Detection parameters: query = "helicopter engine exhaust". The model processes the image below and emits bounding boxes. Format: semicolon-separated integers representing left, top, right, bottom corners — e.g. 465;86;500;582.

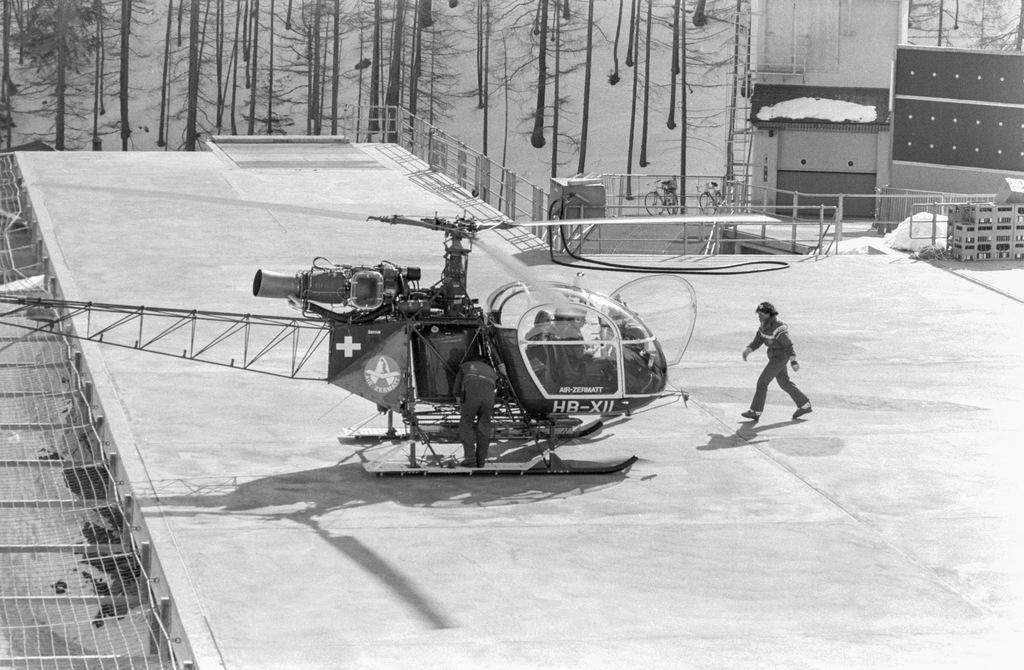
253;264;420;309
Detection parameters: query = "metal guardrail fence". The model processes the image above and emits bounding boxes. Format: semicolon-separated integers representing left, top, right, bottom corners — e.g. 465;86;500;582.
334;105;997;256
336;105;546;223
1;153;194;669
874;186;996;232
551;204;842;257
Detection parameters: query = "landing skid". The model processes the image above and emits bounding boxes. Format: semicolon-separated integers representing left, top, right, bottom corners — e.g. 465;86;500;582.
352;411;626;476
364;452;637;477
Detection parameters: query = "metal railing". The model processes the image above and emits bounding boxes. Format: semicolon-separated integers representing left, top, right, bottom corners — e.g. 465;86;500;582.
333;105;995;257
874;186;996;232
1;153;194;669
550;202;841;257
336;105;547;223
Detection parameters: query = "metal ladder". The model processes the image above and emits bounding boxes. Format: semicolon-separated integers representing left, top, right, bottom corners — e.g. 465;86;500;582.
724;0;754;208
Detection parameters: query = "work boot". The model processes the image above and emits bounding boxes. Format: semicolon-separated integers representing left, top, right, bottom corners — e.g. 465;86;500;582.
792;405;813;420
741;410;761;421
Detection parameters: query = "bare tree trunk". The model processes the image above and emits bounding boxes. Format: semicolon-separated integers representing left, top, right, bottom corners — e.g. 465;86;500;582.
383;0;406;141
384;0;406;108
428;31;435;123
529;0;549;148
215;0;225;130
679;0;687;183
2;0;10;149
266;0;274;134
625;0;637;67
318;14;328;133
330;0;339;133
241;0;249;86
158;0;174;147
609;0;622;85
551;0;560;177
625;0;639;195
229;0;241;134
1017;0;1023;50
577;0;594;174
667;0;680;130
482;0;490;155
247;0;258;134
368;0;382;133
356;16;365;130
501;34;509;167
177;0;186;45
15;0;24;65
120;0;132;150
638;0;651;168
185;0;201;149
309;2;322;133
475;0;483;108
92;0;104;150
55;0;66;150
408;0;421;115
693;0;707;27
219;1;239;132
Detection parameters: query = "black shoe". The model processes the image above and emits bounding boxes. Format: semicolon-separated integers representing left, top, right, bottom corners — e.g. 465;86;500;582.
459;459;477;468
741;410;761;421
792;406;812;420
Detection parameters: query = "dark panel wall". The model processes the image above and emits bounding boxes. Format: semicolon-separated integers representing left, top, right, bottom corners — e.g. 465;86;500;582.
894;48;1024;105
775;171;877;218
893;47;1024;173
892;98;1024;172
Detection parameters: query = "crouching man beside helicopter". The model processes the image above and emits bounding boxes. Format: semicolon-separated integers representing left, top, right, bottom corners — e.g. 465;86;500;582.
452;353;501;468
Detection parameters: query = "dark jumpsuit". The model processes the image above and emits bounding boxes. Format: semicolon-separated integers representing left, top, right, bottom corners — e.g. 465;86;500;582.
747;317;809;413
452;360;498;466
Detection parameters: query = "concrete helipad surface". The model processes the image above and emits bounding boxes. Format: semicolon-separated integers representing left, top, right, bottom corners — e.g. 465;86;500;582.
16;143;1024;669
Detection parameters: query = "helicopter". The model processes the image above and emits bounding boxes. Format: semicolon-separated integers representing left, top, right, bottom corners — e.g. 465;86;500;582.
0;214;721;476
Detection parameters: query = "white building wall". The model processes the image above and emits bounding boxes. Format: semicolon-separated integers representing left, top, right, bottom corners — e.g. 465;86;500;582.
750;0;908;86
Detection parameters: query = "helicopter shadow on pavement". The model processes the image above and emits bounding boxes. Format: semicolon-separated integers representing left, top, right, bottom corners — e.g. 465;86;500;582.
149;457;630;630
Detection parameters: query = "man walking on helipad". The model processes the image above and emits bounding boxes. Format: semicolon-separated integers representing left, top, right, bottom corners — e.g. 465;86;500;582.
741;301;812;422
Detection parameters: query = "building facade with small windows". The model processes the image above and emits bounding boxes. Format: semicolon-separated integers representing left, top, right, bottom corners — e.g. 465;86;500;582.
747;0;910;217
747;1;1024;217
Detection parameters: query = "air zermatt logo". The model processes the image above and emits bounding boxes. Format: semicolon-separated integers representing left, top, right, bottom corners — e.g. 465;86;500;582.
364;355;401;394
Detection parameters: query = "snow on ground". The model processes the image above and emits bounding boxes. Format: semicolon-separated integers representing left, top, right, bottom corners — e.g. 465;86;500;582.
883;212;949;252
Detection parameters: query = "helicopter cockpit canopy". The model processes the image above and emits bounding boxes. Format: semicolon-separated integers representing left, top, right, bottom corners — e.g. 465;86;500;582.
486;282;669;402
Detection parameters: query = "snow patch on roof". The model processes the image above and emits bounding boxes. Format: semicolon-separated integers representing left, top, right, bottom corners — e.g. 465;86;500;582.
884;212;949;252
756;97;878;123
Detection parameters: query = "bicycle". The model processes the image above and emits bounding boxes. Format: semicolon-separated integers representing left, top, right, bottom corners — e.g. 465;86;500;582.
643;178;679;216
698;181;726;214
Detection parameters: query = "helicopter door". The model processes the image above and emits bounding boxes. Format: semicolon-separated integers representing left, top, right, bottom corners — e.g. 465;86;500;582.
517;305;620;398
611;276;697;366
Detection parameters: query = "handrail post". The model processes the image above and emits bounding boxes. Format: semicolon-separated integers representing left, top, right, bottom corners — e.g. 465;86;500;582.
533;184;544;222
835;211;843;252
818;205;825;256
